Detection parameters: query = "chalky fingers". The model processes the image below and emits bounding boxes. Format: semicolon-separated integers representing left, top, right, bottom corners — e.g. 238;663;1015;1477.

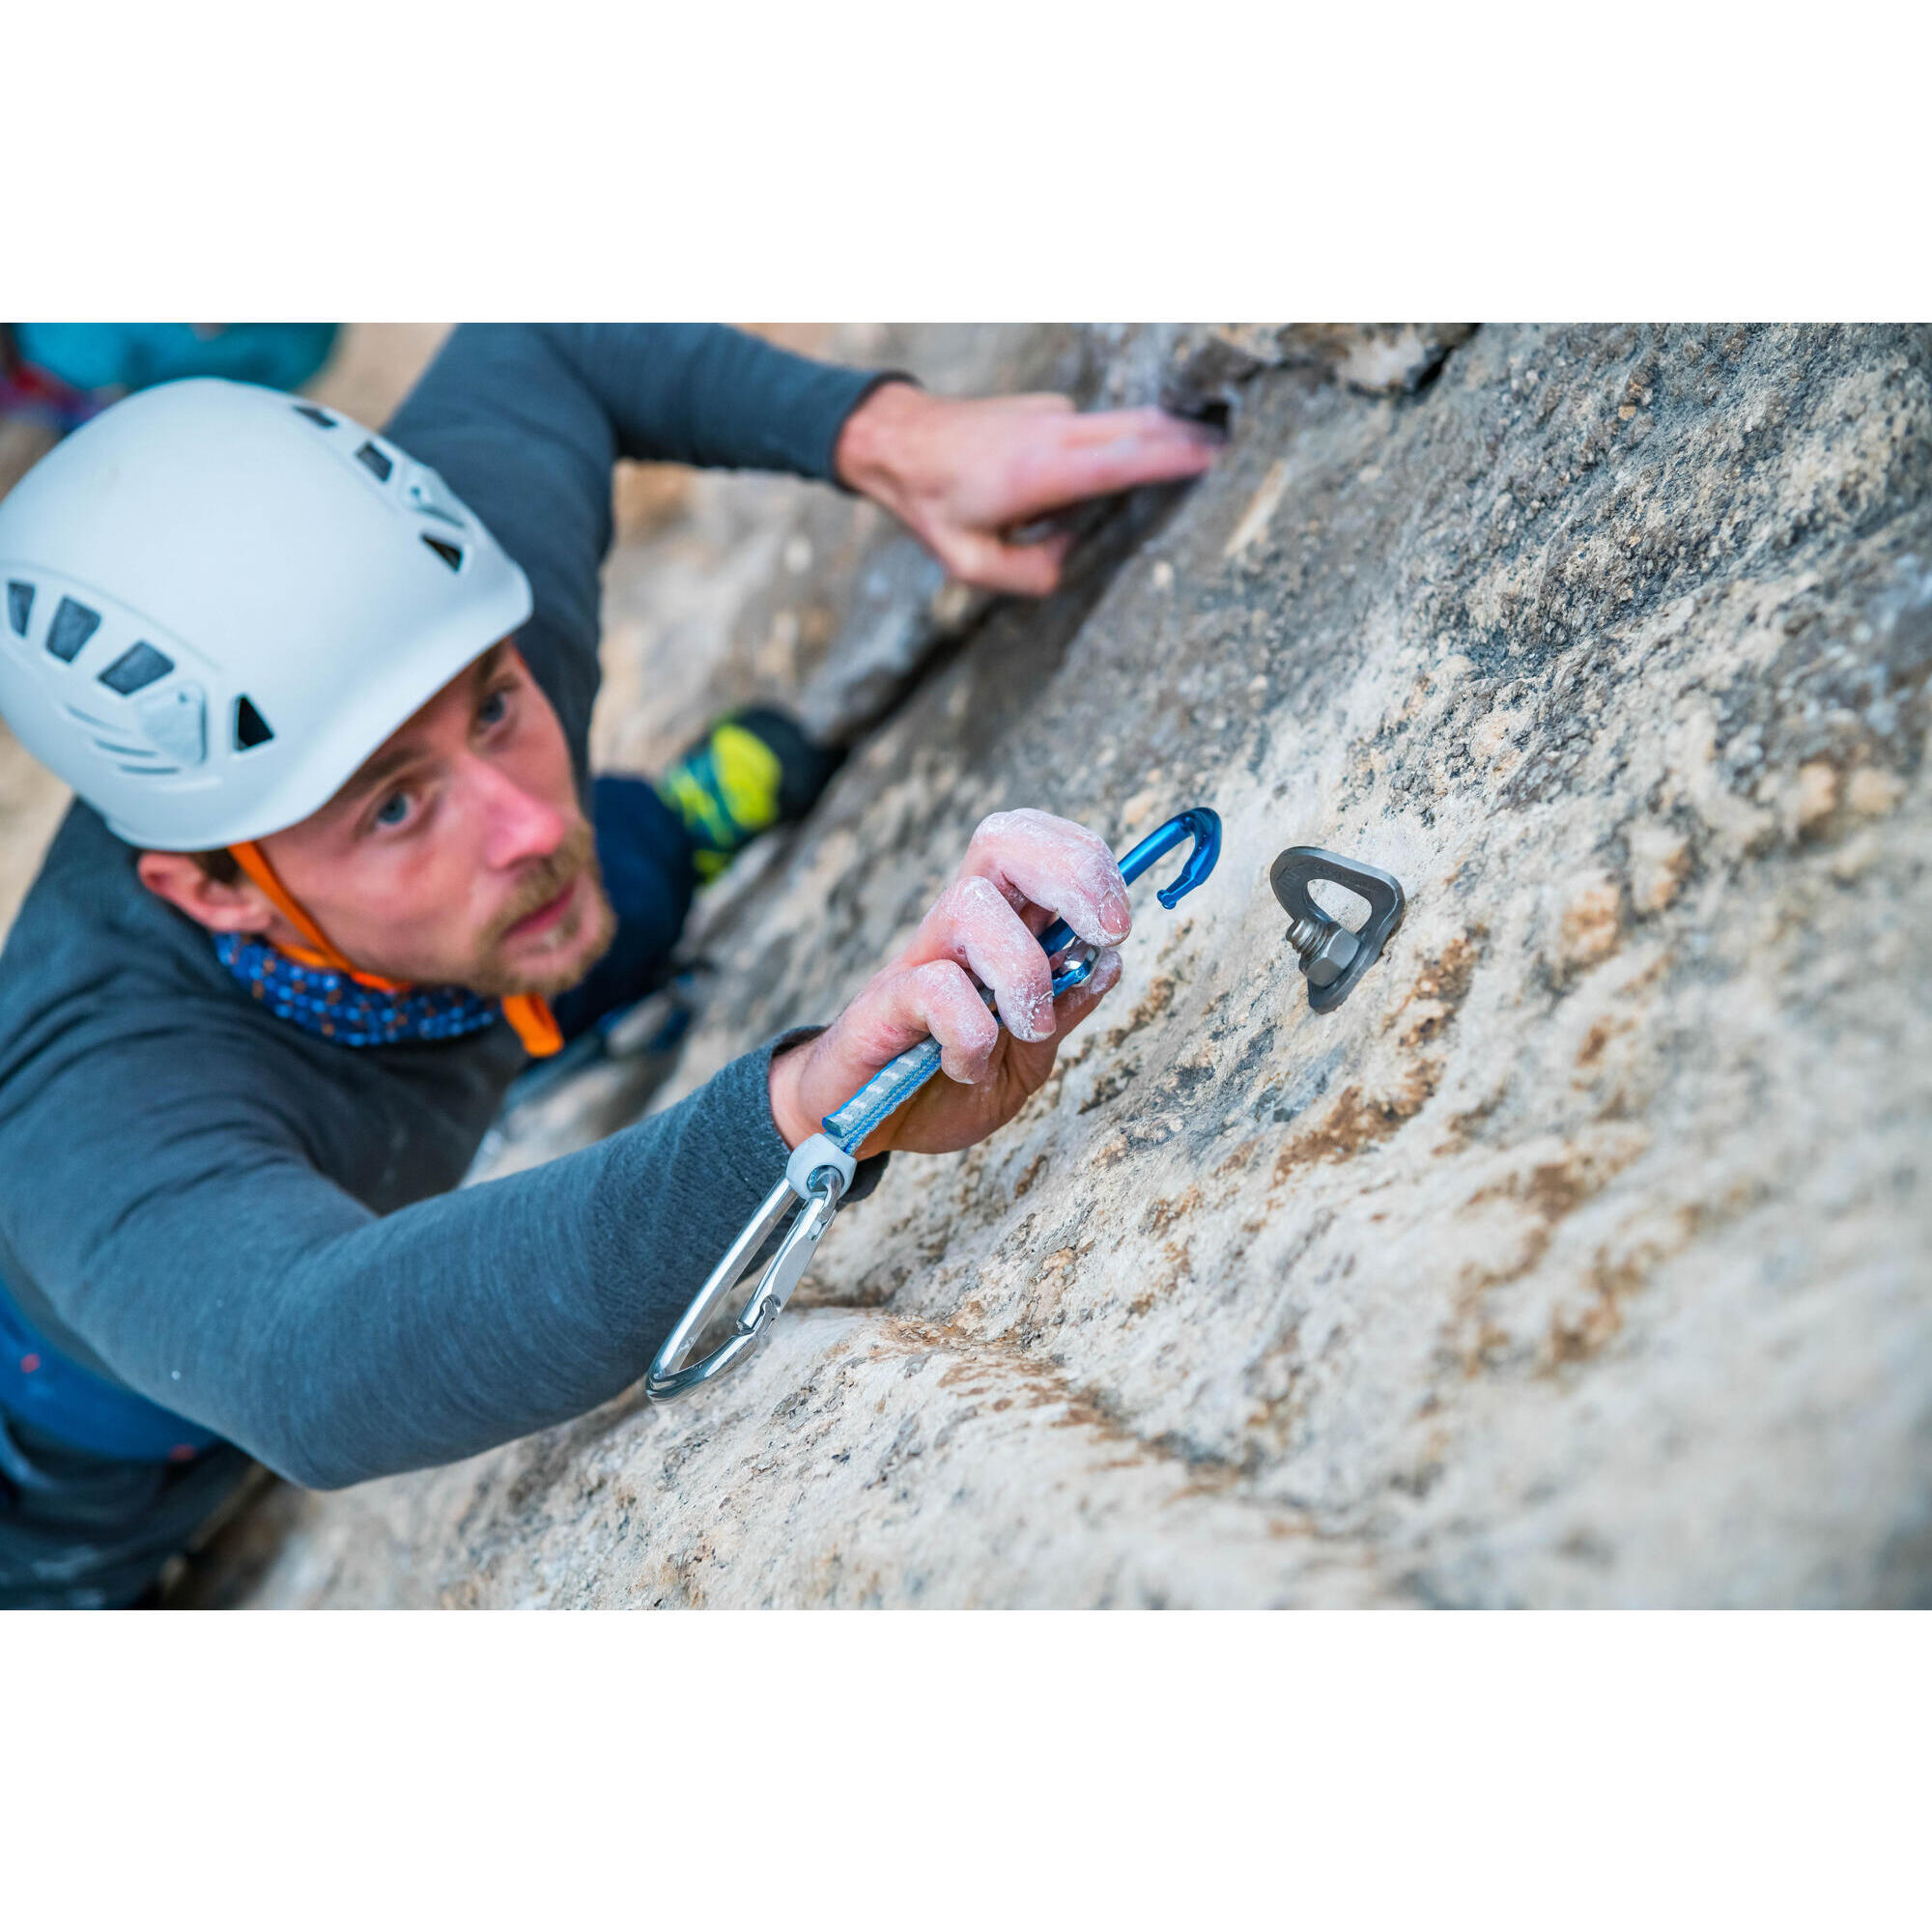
957;808;1133;952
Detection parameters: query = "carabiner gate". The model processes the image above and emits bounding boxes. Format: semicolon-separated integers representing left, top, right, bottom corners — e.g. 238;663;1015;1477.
645;1134;855;1400
1034;806;1222;993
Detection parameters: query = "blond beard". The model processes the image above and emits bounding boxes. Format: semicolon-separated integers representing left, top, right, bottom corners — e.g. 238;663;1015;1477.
460;819;617;1000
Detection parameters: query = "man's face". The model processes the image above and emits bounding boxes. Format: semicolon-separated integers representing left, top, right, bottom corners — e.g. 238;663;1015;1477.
258;641;614;998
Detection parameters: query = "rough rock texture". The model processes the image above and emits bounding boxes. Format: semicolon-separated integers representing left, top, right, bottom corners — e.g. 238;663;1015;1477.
219;325;1931;1608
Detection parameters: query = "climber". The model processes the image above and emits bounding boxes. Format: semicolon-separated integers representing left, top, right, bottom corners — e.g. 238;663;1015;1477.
0;325;1220;1607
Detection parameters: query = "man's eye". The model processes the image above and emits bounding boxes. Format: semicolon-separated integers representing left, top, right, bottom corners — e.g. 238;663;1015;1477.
374;792;412;829
478;688;510;728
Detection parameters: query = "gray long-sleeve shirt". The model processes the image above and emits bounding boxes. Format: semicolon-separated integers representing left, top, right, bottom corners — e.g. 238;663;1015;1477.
0;325;888;1491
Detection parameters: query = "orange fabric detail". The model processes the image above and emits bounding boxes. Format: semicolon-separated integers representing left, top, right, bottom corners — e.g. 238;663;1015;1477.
227;841;408;991
226;841;563;1059
501;994;563;1058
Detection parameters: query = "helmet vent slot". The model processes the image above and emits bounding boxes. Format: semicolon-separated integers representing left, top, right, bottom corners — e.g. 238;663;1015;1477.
46;597;101;663
98;641;176;696
234;695;275;751
2;379;524;845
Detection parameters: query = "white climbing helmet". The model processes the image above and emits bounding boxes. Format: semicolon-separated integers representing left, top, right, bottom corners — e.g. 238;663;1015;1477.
0;378;532;850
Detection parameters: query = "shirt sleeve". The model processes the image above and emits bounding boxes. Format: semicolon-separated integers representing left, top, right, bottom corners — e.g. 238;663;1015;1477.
0;1027;805;1490
382;326;897;770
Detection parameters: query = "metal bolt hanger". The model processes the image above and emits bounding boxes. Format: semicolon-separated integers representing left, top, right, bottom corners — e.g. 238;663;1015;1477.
1270;846;1406;1012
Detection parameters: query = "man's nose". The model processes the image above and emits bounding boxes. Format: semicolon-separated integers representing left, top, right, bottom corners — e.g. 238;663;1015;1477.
468;757;570;871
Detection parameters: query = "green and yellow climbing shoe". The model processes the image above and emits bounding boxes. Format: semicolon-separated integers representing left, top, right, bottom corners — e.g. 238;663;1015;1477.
656;706;842;881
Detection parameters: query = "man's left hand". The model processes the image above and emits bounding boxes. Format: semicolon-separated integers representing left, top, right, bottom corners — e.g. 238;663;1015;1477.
835;380;1222;597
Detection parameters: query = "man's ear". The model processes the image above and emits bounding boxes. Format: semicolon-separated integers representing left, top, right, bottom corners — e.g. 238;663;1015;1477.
135;851;275;935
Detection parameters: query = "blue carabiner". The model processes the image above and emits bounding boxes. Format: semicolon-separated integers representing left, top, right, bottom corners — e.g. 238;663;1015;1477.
1036;806;1222;993
816;805;1223;1156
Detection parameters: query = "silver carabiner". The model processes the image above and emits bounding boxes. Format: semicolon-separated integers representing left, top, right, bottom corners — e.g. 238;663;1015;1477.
646;1136;853;1400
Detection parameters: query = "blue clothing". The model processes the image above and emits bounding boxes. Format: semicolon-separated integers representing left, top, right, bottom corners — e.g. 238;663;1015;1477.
10;324;341;399
211;936;505;1047
0;327;894;1607
552;777;699;1041
0;1285;219;1464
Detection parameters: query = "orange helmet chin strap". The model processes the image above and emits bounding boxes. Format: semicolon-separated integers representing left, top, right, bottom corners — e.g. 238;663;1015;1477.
226;840;562;1058
227;840;402;987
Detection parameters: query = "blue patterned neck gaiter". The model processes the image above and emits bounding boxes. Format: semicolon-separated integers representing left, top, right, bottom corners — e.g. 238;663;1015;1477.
213;933;502;1047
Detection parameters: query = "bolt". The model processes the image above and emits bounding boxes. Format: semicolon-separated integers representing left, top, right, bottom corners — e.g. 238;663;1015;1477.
1288;916;1360;987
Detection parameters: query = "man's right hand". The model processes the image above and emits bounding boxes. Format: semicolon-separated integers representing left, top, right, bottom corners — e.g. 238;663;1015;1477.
767;809;1132;1158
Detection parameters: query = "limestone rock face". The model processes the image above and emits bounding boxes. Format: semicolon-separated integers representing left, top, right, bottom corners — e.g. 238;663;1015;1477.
235;325;1932;1608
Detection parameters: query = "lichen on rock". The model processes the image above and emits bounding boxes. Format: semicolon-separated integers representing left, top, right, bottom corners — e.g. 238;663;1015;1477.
231;325;1932;1609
